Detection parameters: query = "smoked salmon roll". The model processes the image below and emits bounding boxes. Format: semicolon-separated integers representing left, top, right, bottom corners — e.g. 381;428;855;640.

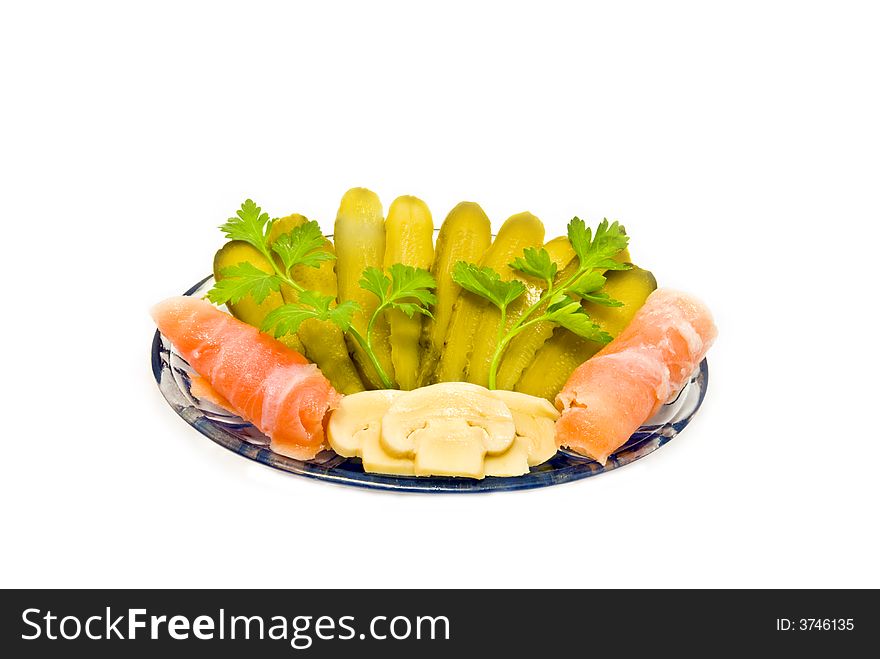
152;297;341;460
555;289;717;464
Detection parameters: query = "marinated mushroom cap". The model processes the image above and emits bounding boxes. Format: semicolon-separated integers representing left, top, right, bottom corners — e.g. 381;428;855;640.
380;382;516;478
327;389;415;475
327;390;403;457
489;390;560;467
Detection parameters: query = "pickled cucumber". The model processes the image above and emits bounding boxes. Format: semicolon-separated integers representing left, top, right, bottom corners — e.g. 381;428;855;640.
212;241;307;354
514;265;657;400
437;211;545;384
417;202;491;387
542;235;577;269
383;196;434;390
268;214;365;394
333;188;395;389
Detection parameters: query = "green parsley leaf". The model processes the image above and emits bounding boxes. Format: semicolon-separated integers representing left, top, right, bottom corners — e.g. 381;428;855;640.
298;290;360;331
260;292;360;338
259;305;317;338
580;291;624;307
566;217;631;271
270;220;335;273
219;199;274;250
567;271;607;296
358;267;392;302
451;261;527;310
509;247;557;283
360;264;437;318
393;301;432;319
544;292;613;344
206;262;281;305
387;263;437;307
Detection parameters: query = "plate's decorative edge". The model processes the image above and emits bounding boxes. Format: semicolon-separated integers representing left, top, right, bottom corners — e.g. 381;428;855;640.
151;276;709;493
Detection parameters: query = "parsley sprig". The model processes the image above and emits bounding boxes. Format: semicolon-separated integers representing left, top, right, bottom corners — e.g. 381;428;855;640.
452;217;630;388
360;264;437;325
206;200;435;389
357;264;437;386
206;199;333;308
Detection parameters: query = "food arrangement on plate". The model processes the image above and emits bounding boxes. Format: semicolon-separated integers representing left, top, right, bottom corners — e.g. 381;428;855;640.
151;188;716;488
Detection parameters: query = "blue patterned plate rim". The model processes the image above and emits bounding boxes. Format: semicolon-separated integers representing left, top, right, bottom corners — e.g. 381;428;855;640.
151;275;710;493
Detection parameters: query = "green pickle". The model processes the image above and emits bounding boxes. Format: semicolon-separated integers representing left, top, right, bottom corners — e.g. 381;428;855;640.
514;265;657;400
268;214;365;394
417;202;491;386
384;196;434;390
437;211;544;384
212;241;306;354
333;188;395;389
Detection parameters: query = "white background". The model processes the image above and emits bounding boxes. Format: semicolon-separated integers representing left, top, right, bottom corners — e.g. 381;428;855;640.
1;1;878;589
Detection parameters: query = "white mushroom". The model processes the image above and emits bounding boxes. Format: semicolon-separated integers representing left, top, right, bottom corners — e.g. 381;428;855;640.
380;382;516;479
327;389;403;457
327;390;415;475
489;390;560;468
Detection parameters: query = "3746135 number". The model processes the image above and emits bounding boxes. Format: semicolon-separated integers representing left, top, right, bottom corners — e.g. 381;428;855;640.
798;619;854;631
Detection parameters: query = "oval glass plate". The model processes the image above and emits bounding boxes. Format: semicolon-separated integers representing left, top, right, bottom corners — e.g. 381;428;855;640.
152;276;709;493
